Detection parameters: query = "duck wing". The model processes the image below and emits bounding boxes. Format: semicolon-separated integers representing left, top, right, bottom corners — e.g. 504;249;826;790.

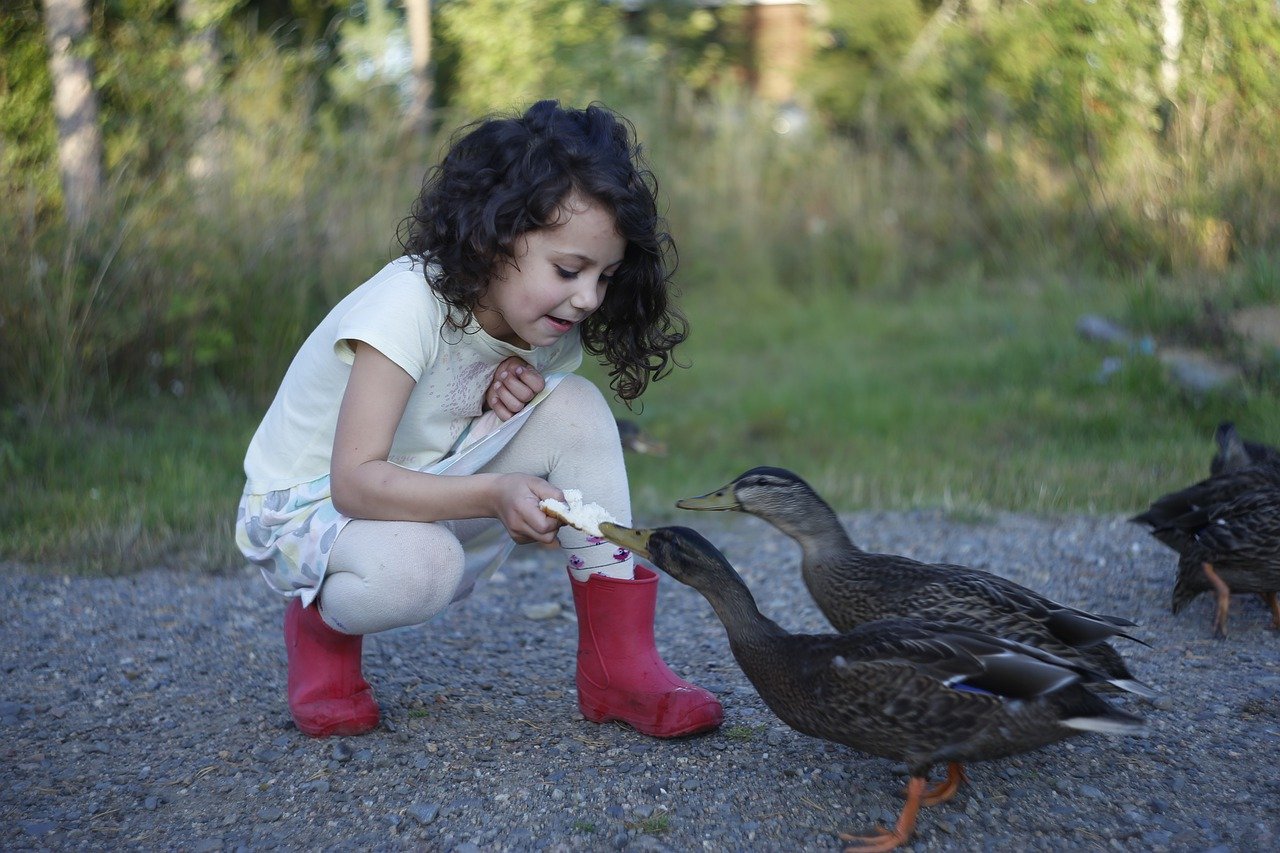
802;618;1104;701
947;571;1143;646
1176;488;1280;560
1132;458;1280;550
836;556;1143;649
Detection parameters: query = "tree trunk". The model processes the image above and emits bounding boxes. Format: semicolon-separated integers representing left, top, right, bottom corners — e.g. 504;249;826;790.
1159;0;1183;99
178;0;227;181
404;0;433;141
40;0;104;228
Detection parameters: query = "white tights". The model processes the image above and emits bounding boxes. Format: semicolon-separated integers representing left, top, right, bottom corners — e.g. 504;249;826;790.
317;375;634;635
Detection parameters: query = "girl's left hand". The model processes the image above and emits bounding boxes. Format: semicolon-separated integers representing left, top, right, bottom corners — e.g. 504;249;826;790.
486;357;545;421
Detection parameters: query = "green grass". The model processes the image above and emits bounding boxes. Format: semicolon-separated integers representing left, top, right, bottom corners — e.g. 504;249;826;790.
591;273;1280;521
722;724;764;741
0;392;253;574
3;271;1277;575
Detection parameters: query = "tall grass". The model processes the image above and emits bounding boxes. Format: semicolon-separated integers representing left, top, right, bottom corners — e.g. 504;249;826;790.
4;82;1276;418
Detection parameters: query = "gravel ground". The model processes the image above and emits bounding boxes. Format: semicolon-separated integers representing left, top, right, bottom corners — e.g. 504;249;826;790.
3;510;1278;852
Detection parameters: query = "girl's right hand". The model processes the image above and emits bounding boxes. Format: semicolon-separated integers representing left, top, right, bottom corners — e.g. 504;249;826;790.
493;474;564;545
487;357;545;421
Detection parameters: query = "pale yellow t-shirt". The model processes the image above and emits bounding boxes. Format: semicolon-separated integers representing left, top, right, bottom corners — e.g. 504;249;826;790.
243;257;583;493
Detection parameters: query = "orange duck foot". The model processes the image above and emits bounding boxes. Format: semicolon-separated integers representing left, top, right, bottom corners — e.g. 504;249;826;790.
898;761;966;807
841;776;924;852
1202;563;1232;640
1261;592;1280;631
922;762;967;806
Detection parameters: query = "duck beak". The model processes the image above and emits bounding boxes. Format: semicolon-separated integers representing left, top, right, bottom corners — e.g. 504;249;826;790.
598;522;654;559
675;484;741;512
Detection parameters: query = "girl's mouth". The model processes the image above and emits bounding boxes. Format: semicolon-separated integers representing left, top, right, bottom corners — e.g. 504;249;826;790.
545;316;574;333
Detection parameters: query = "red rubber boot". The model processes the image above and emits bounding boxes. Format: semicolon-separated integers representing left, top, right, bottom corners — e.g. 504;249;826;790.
284;598;380;737
568;566;724;738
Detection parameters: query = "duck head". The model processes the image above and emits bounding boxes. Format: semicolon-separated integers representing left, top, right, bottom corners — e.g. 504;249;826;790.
598;523;737;590
676;466;821;517
1211;421;1251;475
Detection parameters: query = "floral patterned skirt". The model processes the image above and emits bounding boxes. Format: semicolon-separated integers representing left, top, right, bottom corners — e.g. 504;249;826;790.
235;374;566;607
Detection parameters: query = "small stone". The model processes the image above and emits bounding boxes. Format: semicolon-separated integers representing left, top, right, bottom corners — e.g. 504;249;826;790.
20;820;58;837
257;807;283;822
520;602;561;620
407;803;439;825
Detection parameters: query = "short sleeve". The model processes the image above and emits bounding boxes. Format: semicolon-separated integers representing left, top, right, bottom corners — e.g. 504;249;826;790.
334;268;442;380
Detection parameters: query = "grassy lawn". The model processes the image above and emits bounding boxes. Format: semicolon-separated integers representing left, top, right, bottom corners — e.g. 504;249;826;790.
3;273;1275;574
595;274;1276;520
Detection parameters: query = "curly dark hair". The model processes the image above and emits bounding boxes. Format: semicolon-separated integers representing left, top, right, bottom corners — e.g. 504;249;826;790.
397;100;688;402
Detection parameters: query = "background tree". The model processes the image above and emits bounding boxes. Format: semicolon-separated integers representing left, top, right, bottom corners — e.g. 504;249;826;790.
39;0;103;227
178;0;237;181
403;0;432;141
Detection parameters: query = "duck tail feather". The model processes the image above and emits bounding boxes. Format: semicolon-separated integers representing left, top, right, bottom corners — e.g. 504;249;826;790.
1107;678;1157;700
1061;715;1147;736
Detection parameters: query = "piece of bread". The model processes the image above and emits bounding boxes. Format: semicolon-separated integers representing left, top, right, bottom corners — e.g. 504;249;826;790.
539;489;617;538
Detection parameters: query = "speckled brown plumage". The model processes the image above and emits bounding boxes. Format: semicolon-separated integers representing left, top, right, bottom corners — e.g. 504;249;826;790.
600;523;1145;853
677;467;1148;694
1132;456;1280;637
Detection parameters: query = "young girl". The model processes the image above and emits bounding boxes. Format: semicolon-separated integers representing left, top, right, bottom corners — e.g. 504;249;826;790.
235;100;723;740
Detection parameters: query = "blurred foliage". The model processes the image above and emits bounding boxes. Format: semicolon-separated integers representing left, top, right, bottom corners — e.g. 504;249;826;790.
435;0;626;116
0;2;59;207
803;0;925;133
2;0;1279;423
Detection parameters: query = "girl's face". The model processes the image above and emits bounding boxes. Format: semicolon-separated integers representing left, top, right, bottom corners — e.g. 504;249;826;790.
476;193;626;349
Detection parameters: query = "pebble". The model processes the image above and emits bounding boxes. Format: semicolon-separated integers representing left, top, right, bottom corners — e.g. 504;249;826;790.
520;602;562;620
1;511;1276;851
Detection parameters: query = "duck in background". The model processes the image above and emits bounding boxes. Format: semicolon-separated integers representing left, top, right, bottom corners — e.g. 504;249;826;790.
1210;421;1278;475
599;522;1146;853
1132;452;1280;638
615;418;667;456
677;467;1150;694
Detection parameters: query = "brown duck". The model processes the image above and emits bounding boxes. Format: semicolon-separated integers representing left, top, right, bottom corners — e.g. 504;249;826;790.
678;467;1149;694
1132;456;1280;637
599;522;1145;852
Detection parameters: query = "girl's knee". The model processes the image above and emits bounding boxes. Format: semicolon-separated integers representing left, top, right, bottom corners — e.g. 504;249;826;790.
539;375;614;433
324;522;468;632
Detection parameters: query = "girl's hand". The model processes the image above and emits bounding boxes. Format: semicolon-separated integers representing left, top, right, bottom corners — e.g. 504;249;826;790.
486;357;545;421
493;474;563;545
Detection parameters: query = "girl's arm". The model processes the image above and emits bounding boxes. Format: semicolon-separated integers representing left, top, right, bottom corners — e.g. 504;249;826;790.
330;342;563;544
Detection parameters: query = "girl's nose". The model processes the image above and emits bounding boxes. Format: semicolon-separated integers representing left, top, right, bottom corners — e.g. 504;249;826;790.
570;278;605;313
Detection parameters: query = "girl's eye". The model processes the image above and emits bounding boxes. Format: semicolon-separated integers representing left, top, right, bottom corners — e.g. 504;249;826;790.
555;266;578;280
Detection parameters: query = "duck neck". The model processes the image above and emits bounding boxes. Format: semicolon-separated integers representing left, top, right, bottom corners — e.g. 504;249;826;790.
777;501;856;559
699;575;789;650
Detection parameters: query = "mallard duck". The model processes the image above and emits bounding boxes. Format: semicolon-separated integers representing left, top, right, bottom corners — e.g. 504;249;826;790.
615;417;667;456
1132;458;1280;637
1210;421;1279;476
677;467;1149;694
599;522;1145;852
1132;456;1280;552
